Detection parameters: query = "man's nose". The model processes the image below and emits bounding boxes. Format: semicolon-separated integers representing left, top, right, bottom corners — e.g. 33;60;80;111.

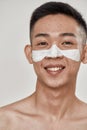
47;44;63;58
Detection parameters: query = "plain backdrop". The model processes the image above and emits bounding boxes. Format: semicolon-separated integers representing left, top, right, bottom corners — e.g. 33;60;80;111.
0;0;87;107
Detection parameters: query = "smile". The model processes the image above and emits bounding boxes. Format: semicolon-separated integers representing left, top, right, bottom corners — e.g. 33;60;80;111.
47;67;64;71
44;65;65;74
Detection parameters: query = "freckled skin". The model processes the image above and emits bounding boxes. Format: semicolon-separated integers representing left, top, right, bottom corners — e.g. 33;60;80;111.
0;14;87;130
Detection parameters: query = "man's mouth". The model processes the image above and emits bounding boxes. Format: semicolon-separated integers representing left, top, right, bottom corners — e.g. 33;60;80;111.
46;67;64;71
44;65;65;74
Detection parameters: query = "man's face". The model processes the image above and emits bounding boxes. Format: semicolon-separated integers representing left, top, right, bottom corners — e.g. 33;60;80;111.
30;14;83;88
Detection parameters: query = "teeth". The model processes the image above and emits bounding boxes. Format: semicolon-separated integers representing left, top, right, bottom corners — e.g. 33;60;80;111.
47;67;62;71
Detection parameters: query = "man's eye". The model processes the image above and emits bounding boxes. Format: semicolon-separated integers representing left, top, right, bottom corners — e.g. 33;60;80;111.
38;42;48;46
62;42;73;46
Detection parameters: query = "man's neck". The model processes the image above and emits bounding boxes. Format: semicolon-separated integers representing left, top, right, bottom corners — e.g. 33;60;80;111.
34;80;77;120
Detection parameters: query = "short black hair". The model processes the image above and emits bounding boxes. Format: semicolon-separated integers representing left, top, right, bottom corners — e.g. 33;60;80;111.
30;1;87;42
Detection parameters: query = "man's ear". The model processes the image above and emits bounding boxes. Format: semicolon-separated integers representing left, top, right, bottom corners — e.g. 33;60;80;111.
81;44;87;64
24;44;33;64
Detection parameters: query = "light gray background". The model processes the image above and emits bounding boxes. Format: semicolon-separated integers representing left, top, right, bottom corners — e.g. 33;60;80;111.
0;0;87;107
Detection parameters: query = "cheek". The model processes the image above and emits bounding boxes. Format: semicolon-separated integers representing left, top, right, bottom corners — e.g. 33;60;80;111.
68;61;80;76
33;64;39;75
33;62;43;76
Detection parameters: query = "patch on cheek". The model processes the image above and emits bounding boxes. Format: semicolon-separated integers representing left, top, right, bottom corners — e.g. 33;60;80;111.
32;44;81;62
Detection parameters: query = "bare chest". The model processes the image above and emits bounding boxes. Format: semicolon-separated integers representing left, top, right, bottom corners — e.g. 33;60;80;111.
9;118;87;130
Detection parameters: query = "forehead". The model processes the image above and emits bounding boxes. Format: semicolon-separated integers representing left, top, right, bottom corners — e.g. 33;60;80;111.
32;14;80;38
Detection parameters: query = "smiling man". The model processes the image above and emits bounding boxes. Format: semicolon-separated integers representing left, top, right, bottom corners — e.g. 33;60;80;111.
0;2;87;130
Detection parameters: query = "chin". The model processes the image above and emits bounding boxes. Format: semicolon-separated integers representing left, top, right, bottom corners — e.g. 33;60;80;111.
44;78;68;89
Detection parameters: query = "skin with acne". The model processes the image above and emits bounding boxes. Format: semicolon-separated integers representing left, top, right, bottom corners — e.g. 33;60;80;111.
0;14;87;130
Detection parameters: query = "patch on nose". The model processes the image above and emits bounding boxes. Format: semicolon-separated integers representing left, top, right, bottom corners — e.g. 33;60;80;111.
32;44;80;62
47;44;63;58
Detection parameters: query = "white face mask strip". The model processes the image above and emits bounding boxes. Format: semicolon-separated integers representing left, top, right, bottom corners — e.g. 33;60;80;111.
32;44;80;62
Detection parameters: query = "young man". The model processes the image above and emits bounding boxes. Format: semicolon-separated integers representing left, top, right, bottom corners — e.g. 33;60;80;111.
0;2;87;130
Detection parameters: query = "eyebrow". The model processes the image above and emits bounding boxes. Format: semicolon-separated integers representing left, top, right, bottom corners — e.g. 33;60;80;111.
34;32;76;38
60;33;76;37
35;33;49;38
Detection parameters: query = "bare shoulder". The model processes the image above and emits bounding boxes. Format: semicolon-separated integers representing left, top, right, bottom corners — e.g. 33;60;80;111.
79;100;87;114
77;100;87;128
0;95;36;130
75;99;87;120
0;106;17;130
